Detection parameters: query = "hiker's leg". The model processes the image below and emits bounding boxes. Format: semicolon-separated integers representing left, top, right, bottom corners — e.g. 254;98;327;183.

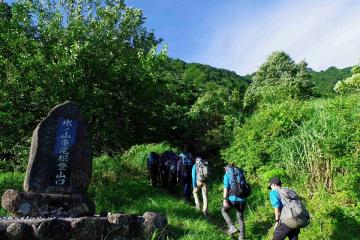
153;167;158;186
235;202;245;240
273;223;291;240
162;171;169;188
288;228;300;240
150;168;156;186
193;184;201;210
148;169;152;184
221;204;234;226
184;178;191;201
201;183;208;214
169;175;176;194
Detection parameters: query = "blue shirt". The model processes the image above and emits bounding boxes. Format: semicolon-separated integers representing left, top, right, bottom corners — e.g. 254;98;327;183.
223;173;245;202
192;165;197;187
269;190;283;209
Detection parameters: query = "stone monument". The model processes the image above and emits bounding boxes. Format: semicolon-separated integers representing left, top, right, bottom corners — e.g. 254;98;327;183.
0;101;167;240
2;101;94;217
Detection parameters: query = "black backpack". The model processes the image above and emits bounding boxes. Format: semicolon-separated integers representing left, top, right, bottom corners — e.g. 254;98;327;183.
166;153;178;175
225;165;251;198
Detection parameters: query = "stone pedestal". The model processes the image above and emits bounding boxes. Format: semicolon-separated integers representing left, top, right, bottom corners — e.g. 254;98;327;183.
2;189;95;218
0;212;167;240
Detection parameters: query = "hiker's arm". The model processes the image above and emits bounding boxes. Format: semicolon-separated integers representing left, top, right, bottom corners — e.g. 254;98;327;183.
274;207;280;222
273;207;280;229
223;188;230;207
223;188;229;199
176;160;180;179
269;190;282;229
192;165;197;188
223;177;230;207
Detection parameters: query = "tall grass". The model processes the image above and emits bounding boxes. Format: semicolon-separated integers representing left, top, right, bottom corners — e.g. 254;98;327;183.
222;94;360;239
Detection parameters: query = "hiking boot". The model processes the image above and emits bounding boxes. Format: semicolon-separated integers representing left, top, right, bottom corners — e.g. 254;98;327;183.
228;225;238;235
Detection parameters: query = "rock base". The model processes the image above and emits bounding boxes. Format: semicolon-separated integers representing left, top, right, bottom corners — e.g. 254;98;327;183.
0;212;167;240
2;189;95;218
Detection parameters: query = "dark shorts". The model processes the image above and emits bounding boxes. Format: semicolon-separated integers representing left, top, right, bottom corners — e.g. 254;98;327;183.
273;223;300;240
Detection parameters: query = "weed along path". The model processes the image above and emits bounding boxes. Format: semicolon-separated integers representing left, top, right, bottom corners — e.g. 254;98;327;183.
89;155;234;240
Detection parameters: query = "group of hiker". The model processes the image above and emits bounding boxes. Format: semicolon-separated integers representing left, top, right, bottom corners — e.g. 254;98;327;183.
147;151;209;214
147;151;310;240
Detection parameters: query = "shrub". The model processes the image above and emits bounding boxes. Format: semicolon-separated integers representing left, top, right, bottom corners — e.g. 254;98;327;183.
0;172;24;216
222;94;360;238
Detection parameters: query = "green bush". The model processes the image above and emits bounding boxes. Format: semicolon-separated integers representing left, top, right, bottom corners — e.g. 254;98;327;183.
89;143;177;213
120;143;177;171
0;172;24;216
222;93;360;239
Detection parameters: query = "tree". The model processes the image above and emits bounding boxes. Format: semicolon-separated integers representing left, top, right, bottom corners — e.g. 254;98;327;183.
0;0;167;156
334;64;360;94
244;51;313;110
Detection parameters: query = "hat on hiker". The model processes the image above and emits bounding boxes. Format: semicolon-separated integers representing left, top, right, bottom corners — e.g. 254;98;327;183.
268;177;281;190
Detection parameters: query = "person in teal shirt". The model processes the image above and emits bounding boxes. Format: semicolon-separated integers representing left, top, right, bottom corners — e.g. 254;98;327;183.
192;157;208;215
221;165;246;240
268;177;300;240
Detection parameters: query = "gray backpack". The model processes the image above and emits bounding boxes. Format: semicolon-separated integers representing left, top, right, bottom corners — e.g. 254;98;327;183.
196;160;209;183
278;188;310;229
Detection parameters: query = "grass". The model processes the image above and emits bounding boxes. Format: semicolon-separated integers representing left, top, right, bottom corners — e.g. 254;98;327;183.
89;154;230;240
88;152;278;240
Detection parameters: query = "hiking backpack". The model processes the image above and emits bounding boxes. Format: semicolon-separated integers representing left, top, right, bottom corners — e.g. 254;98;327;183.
179;153;193;178
278;188;310;229
196;160;209;183
225;166;251;198
166;153;178;175
147;153;159;167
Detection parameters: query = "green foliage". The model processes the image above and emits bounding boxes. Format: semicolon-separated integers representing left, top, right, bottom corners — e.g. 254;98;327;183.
160;59;248;157
244;51;313;110
0;172;24;216
0;0;167;157
121;143;177;171
89;149;274;239
312;66;352;97
1;2;359;238
0;0;248;163
334;64;360;94
223;94;360;239
89;148;230;240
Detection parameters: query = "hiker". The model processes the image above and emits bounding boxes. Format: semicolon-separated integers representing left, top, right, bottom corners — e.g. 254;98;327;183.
159;151;170;188
165;150;178;194
192;157;209;215
177;152;193;202
222;165;251;240
147;152;159;187
268;177;310;240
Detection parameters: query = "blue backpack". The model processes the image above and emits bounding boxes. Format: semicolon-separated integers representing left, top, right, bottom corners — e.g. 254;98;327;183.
147;153;159;167
225;165;251;198
179;153;193;178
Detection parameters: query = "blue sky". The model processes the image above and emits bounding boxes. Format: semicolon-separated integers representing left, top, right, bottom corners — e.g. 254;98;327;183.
127;0;360;75
4;0;360;75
